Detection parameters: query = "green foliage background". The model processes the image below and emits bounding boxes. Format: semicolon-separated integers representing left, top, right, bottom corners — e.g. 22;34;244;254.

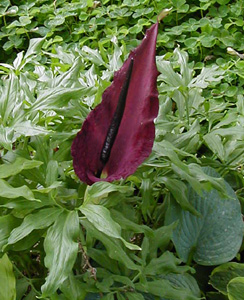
0;0;244;299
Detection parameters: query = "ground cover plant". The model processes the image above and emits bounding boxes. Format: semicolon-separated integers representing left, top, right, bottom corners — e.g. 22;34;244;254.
0;0;244;299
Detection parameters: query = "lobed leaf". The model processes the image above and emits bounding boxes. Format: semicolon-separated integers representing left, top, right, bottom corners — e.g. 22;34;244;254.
41;210;79;297
0;254;16;300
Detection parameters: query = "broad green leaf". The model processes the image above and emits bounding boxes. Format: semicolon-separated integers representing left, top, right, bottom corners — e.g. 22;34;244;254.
227;277;244;300
157;59;183;87
81;204;120;237
0;198;47;216
13;51;23;69
212;112;238;129
84;181;133;205
161;177;199;215
172;89;187;119
41;210;79;297
25;37;45;59
7;229;45;251
144;251;193;276
162;273;201;299
88;248;120;274
33;181;62;193
188;88;204;115
46;160;59;186
111;209;153;235
189;65;223;88
13;120;51;138
0;125;13;150
174;48;193;85
0;156;43;179
153;140;203;193
80;204;140;250
7;207;62;245
81;219;139;271
16;278;29;300
126;292;144;300
210;263;244;295
82;46;106;66
85;293;101;300
135;278;200;300
0;72;19;124
108;36;123;72
165;118;200;150
0;215;20;250
0;254;16;300
30;86;92;112
212;126;244;138
60;274;86;300
187;163;226;194
140;178;153;221
165;167;243;265
0;178;36;200
96;274;134;293
53;57;82;87
148;222;178;259
203;133;225;161
0;0;11;15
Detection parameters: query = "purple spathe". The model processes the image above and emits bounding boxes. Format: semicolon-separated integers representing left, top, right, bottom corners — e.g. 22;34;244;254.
71;23;159;185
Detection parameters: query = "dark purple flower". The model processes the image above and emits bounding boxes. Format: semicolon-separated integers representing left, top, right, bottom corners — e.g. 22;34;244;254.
72;23;159;185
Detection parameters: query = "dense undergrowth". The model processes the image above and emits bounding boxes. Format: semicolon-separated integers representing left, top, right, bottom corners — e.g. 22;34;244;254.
0;0;244;299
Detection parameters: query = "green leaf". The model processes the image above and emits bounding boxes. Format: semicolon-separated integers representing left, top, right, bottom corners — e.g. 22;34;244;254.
0;178;36;200
165;167;243;265
25;37;45;59
189;65;223;88
111;209;152;235
161;177;199;215
13;51;23;69
60;274;86;300
140;178;153;221
0;72;19;125
80;204;140;250
0;215;20;250
210;262;244;294
46;160;59;186
33;181;62;193
203;133;225;161
13;120;51;138
0;254;16;300
41;210;79;297
81;219;139;271
7;207;62;245
0;125;13;150
135;278;200;300
30;86;92;112
144;251;193;276
8;229;45;251
126;292;144;300
0;156;43;179
19;15;31;26
148;222;178;259
174;48;193;86
53;57;82;87
157;59;183;87
88;248;120;274
84;181;133;205
82;46;105;66
162;273;201;298
227;277;244;300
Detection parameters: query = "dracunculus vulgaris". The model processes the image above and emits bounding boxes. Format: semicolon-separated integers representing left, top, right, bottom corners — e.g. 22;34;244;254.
71;23;159;185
